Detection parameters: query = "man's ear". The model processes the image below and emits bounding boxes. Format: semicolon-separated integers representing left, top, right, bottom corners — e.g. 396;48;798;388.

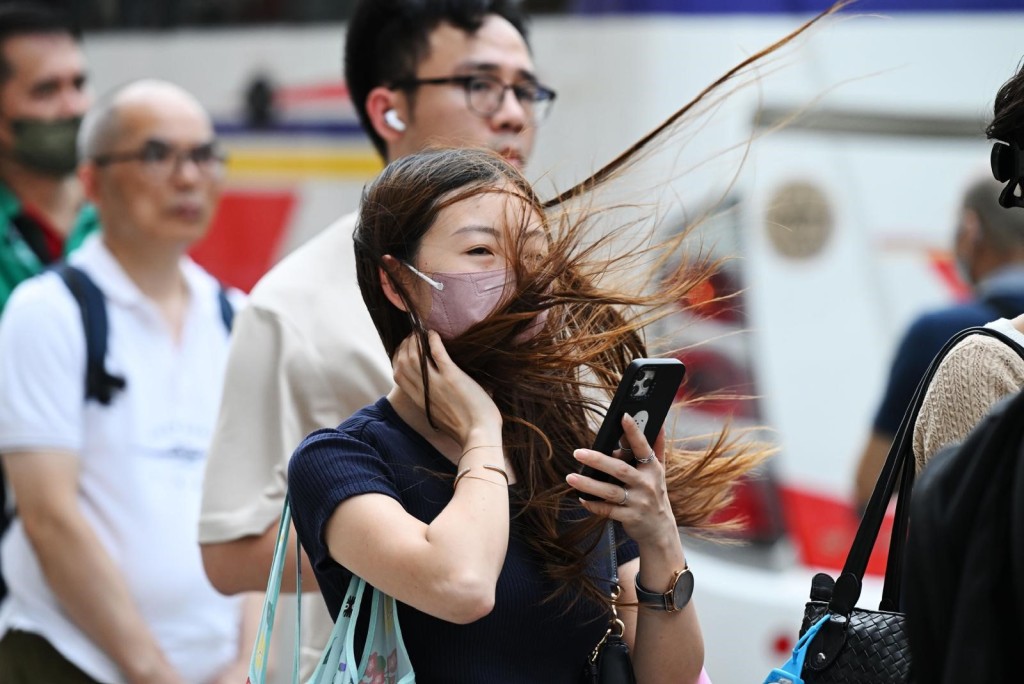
380;255;409;312
366;87;406;147
961;208;982;244
78;162;100;203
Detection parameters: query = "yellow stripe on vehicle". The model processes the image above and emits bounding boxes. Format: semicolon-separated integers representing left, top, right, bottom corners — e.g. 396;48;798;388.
226;149;382;180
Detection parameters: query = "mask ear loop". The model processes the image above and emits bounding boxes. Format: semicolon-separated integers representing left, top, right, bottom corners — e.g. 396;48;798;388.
404;262;444;290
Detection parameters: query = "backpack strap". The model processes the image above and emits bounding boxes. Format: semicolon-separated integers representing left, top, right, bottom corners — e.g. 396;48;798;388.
56;264;126;406
217;284;234;332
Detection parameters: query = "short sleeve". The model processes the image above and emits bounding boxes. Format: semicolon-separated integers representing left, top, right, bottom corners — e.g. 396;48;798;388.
199;303;299;542
913;335;1024;468
874;315;956;436
287;427;402;576
0;274;85;453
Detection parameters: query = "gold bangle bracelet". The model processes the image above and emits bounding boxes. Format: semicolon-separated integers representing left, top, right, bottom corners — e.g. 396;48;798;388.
458;475;507;488
481;464;509;484
452;465;510;490
459;444;502;463
453;467;472;489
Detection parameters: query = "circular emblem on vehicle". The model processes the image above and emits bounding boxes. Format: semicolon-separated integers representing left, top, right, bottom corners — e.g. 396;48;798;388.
764;181;833;259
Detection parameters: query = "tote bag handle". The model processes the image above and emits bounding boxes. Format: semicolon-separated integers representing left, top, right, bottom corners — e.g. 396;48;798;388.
833;326;1024;616
247;497;304;684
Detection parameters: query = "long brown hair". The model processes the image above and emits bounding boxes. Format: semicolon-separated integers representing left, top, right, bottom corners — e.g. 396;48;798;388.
354;5;843;611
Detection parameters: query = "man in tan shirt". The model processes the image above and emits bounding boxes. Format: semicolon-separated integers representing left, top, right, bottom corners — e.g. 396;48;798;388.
198;0;555;676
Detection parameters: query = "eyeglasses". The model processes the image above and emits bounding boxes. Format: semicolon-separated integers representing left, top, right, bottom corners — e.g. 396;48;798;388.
391;74;556;123
93;139;228;181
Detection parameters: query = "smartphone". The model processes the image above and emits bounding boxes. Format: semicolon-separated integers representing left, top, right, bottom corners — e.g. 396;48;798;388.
578;358;686;500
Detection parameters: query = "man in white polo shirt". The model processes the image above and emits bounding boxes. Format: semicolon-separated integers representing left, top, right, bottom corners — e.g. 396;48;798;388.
0;80;248;683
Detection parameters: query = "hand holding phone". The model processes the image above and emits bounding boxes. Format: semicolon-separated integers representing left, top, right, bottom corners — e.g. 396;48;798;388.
577;358;685;500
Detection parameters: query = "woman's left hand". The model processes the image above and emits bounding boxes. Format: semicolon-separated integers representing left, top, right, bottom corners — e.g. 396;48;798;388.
565;415;678;547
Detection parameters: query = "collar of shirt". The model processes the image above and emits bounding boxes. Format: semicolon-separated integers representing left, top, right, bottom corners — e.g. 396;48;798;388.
70;233;214;317
976;264;1024;299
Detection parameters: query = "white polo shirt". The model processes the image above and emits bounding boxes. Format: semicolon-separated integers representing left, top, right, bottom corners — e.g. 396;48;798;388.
0;234;244;683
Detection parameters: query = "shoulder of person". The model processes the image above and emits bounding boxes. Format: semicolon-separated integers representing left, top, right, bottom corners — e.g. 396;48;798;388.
910;303;990;338
931;333;1024;387
2;270;79;332
182;259;247;312
247;212;359;308
960;333;1024;371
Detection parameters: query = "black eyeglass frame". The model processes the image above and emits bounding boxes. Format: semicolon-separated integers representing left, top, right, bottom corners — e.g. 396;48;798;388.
92;141;228;178
390;74;557;121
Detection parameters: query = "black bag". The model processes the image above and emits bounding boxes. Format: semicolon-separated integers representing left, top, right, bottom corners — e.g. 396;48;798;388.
581;523;637;684
794;327;1023;684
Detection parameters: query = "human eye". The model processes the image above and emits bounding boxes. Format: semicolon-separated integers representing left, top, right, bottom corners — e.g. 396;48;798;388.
466;75;500;95
190;143;221;165
30;80;60;99
466;245;495;257
512;81;541;103
139;141;172;164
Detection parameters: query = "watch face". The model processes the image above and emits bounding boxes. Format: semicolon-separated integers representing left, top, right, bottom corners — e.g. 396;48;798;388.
671;569;694;610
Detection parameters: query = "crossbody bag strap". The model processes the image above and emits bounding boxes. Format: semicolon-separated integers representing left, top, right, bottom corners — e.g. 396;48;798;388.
294;509;302;684
607;521;618;588
834;326;1024;615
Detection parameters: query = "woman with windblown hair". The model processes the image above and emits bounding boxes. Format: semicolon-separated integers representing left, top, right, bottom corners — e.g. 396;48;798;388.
287;9;837;683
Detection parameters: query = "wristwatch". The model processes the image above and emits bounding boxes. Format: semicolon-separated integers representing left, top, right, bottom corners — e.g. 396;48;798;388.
634;567;694;612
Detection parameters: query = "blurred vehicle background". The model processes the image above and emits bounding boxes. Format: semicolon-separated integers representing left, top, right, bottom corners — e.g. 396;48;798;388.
49;0;1024;681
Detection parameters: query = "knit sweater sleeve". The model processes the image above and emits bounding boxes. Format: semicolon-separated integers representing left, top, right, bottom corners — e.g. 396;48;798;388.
913;335;1024;470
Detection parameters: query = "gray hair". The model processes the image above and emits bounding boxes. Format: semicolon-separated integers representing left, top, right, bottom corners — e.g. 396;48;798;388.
76;79;209;161
76;86;120;161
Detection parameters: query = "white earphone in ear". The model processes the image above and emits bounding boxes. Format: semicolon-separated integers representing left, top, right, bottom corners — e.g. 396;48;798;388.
383;109;406;132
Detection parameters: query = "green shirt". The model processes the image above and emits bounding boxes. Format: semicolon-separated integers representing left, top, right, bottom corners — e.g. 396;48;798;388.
0;183;99;313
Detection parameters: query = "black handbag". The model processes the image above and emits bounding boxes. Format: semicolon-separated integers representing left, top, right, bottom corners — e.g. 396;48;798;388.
794;327;1022;684
581;523;637;684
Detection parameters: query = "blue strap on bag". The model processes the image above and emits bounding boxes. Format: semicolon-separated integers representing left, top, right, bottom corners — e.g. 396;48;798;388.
763;614;830;684
248;498;303;684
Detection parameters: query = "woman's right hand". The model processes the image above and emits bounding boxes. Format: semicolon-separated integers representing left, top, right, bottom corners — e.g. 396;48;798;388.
392;330;502;447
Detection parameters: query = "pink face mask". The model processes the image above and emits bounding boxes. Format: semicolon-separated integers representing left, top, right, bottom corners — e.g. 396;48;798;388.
405;263;548;343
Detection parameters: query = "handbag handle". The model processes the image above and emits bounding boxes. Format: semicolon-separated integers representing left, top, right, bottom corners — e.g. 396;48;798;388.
607;521;618;588
832;326;1024;615
247;496;305;684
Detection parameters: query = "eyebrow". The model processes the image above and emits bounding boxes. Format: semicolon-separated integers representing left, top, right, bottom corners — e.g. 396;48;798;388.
454;225;500;238
453;61;538;82
140;137;218;147
453;225;546;241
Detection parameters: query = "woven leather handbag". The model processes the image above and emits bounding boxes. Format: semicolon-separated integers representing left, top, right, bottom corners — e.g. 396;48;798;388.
790;327;1024;684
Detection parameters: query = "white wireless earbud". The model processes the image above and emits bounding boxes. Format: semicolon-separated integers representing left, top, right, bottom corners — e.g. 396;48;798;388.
383;109;406;132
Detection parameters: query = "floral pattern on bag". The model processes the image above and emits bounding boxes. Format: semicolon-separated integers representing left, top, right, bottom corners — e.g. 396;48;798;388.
362;649;400;684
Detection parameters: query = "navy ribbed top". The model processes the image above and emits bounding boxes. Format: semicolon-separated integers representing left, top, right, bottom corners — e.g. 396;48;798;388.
288;398;639;683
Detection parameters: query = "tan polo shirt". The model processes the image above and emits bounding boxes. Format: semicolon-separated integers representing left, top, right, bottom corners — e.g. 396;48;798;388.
199;211;392;677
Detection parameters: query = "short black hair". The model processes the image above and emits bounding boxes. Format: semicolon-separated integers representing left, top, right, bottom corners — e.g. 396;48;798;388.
988;58;1024;146
0;3;79;84
344;0;529;160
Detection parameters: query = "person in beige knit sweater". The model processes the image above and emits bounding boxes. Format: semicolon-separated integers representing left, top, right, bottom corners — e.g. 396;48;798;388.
913;316;1024;467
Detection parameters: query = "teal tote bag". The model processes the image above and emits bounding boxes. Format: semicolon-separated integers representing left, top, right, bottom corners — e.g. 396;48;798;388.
247;498;415;684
